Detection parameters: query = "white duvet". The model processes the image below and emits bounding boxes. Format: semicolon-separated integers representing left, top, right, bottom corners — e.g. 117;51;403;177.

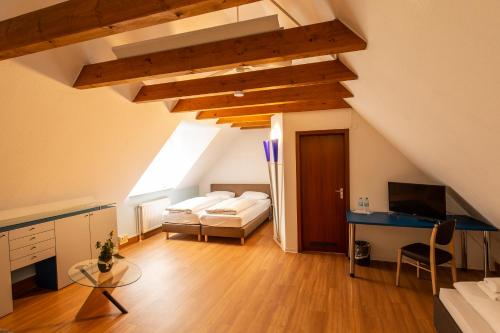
165;196;223;214
201;199;270;227
454;281;500;333
205;197;257;215
440;288;495;333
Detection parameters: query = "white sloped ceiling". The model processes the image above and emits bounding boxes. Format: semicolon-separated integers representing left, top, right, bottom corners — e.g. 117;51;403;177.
330;0;500;226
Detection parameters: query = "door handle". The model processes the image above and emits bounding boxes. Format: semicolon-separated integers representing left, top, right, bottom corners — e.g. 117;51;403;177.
335;188;344;200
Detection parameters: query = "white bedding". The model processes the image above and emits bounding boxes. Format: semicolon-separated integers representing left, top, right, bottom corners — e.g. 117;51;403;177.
165;196;223;214
205;197;257;215
162;211;201;225
200;199;270;228
439;288;495;333
454;281;500;333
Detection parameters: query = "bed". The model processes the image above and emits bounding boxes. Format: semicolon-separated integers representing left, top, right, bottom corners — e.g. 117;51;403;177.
434;281;499;333
201;184;271;245
161;194;233;241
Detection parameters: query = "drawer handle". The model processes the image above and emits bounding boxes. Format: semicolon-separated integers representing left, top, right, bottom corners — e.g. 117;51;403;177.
31;246;37;250
29;227;36;231
31;255;37;260
30;236;36;240
0;235;5;238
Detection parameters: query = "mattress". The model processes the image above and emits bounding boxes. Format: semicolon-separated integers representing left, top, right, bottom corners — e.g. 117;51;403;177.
163;197;232;225
454;282;500;333
439;288;495;333
165;196;224;214
200;199;270;228
162;211;201;225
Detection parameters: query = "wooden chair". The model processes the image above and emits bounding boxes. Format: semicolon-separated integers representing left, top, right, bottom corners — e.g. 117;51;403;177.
396;220;457;295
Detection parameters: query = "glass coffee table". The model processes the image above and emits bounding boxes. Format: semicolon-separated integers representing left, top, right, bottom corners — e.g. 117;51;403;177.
68;257;141;314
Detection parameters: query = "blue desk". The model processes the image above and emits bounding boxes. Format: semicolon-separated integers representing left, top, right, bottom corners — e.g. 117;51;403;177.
346;211;497;277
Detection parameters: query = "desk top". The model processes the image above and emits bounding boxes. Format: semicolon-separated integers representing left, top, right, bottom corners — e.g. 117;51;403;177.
346;211;497;232
0;204;115;233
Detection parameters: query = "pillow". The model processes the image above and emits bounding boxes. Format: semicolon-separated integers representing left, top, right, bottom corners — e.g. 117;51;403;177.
240;191;269;200
206;191;235;199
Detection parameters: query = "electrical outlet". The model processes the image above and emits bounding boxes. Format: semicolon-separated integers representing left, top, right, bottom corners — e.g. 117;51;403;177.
118;234;128;245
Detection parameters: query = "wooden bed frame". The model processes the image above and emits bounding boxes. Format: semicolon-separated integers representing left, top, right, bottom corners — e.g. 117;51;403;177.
434;296;463;333
162;184;271;244
202;184;271;245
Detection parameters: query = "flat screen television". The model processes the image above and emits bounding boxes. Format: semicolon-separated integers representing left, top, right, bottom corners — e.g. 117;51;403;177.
388;182;447;221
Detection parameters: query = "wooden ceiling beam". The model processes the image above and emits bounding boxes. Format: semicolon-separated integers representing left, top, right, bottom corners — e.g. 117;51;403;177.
0;0;259;61
74;20;366;89
240;126;271;130
196;99;350;119
134;60;357;102
172;83;352;112
231;121;272;128
216;115;273;124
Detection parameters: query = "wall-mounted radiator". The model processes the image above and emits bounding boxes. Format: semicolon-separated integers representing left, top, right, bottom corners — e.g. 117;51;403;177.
136;197;171;235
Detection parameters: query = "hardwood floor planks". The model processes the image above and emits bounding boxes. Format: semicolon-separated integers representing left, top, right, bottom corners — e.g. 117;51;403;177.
0;222;482;333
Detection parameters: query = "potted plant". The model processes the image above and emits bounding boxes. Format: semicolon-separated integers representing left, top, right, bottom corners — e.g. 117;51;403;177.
96;231;115;273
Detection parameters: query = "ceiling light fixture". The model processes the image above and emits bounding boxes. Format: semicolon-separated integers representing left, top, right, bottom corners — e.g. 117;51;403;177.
234;90;245;97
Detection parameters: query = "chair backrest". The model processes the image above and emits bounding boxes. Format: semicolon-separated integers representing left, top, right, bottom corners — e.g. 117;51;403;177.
433;220;456;245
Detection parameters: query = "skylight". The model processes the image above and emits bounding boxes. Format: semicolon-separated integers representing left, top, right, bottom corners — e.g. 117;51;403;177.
129;121;220;197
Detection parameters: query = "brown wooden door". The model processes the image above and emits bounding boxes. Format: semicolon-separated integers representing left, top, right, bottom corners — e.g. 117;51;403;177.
297;130;349;253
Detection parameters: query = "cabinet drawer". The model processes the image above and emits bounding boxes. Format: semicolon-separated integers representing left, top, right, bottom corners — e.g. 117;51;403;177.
9;221;54;240
10;247;55;271
10;238;56;261
9;230;54;250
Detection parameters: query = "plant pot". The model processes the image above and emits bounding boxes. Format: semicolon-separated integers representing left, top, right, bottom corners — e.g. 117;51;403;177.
97;258;113;273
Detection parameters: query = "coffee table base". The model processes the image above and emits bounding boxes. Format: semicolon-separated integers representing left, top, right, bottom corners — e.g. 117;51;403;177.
102;290;128;314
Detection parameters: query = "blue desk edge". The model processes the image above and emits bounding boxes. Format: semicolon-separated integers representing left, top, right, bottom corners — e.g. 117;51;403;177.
346;211;497;232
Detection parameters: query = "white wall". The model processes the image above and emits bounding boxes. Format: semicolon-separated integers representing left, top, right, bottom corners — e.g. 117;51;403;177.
330;0;500;262
280;109;485;268
117;186;198;237
199;128;270;195
177;126;240;189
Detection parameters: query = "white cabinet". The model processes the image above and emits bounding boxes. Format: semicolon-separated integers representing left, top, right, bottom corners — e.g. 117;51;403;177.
55;214;92;289
55;206;117;288
0;232;13;317
89;207;118;260
0;205;117;316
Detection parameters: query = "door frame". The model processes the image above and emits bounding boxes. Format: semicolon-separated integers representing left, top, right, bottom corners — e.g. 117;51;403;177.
296;129;350;253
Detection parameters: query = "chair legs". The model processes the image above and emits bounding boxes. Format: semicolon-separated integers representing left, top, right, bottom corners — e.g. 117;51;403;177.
450;256;457;283
396;249;402;286
430;258;437;296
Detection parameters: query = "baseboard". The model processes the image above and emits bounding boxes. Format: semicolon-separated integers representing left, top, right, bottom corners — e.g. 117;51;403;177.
118;234;140;249
141;226;162;240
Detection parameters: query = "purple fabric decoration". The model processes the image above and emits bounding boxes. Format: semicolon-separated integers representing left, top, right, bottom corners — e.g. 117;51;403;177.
263;140;270;162
271;139;279;163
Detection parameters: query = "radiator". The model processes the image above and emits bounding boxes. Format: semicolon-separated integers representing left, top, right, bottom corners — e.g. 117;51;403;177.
136;197;171;234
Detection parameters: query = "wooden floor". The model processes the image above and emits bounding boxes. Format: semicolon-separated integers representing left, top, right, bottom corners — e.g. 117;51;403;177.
0;221;482;333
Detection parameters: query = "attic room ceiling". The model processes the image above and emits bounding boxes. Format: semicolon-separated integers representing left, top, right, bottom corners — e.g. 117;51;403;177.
1;0;499;229
0;0;365;130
